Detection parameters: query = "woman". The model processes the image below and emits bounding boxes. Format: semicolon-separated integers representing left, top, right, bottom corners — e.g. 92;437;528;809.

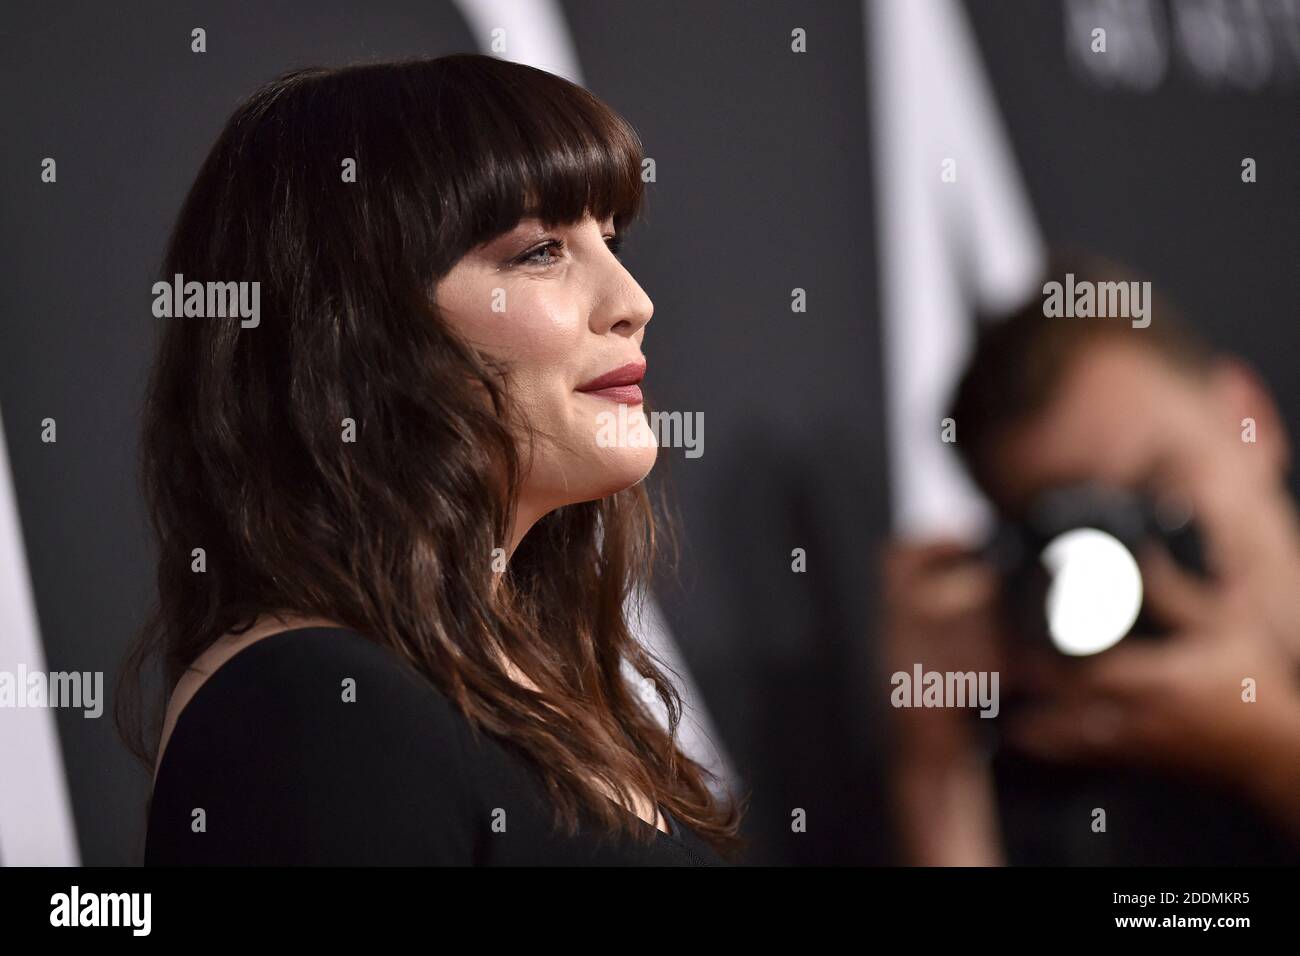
119;54;743;865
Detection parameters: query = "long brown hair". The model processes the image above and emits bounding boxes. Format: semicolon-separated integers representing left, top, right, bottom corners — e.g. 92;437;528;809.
118;54;743;856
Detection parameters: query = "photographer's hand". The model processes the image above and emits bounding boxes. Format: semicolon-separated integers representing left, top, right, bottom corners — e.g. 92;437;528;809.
881;539;1009;865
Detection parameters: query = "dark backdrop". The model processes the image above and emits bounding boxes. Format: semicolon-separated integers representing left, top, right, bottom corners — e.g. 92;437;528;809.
1;0;1295;865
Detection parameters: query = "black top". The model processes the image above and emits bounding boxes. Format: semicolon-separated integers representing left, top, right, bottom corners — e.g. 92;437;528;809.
145;627;726;866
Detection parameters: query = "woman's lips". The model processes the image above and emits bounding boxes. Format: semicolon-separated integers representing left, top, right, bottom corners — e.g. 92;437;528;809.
576;361;646;404
580;384;643;404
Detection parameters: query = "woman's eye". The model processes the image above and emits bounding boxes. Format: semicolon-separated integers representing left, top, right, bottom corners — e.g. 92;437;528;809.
516;240;564;267
512;234;622;268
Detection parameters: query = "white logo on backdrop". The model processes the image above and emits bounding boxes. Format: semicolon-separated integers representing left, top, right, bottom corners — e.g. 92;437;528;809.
867;0;1046;539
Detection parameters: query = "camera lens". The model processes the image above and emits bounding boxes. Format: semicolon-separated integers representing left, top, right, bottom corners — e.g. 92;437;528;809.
992;482;1206;656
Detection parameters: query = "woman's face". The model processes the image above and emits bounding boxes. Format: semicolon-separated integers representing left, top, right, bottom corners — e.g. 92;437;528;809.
436;213;657;536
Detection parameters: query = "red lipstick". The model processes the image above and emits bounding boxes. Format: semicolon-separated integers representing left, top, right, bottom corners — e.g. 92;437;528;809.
576;360;646;404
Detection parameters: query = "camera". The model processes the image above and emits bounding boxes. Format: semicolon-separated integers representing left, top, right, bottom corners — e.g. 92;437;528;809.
986;483;1206;656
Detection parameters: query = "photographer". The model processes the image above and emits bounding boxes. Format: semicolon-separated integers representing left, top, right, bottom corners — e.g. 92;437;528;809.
885;263;1300;865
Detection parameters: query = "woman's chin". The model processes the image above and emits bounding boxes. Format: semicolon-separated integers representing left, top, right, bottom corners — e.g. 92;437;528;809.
555;443;659;505
595;443;659;496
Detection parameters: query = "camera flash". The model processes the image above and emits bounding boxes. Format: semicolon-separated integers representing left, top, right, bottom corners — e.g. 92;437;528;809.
1041;528;1144;656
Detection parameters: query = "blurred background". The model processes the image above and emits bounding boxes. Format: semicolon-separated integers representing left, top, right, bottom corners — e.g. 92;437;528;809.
1;0;1297;865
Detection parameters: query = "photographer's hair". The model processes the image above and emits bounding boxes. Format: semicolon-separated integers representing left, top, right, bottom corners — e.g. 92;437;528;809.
118;54;743;855
948;253;1213;509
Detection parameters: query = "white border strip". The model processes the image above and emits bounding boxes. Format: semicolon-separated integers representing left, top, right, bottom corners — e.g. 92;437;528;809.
0;408;80;865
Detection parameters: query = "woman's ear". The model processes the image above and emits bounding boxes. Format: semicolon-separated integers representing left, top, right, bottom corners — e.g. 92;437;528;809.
1210;355;1291;475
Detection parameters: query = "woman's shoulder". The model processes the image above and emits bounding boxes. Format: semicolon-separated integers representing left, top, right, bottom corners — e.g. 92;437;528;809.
181;623;451;705
146;625;485;864
162;624;475;757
